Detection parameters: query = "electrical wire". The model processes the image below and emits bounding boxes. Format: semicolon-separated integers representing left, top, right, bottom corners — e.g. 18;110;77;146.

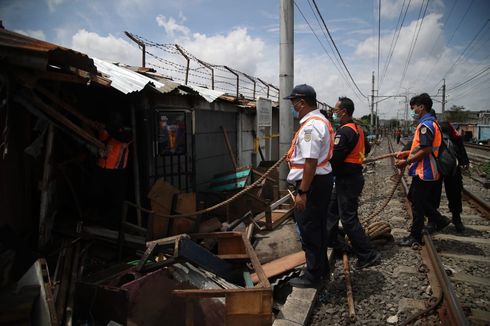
397;0;430;92
311;0;368;99
379;0;412;88
447;66;490;91
295;1;362;102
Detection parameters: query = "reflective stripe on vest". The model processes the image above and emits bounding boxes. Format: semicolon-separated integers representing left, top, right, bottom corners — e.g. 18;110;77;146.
98;138;129;169
286;116;334;169
408;120;442;180
341;123;365;164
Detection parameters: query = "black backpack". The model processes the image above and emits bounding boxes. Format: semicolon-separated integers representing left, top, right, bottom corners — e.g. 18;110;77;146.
433;122;458;177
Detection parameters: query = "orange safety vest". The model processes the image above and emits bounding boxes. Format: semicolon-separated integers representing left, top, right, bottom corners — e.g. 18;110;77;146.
97;130;129;170
341;123;365;164
286;116;334;169
408;118;442;181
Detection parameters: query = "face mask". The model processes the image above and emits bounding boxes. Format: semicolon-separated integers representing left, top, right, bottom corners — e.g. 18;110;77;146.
290;106;299;119
332;112;339;122
410;110;418;120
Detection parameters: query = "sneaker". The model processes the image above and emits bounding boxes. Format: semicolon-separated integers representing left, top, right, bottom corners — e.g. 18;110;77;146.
399;235;421;247
355;251;381;270
289;275;321;289
453;221;465;233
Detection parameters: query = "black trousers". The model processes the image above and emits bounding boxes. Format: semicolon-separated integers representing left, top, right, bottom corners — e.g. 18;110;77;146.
431;167;463;220
408;176;444;240
327;173;374;260
294;173;333;282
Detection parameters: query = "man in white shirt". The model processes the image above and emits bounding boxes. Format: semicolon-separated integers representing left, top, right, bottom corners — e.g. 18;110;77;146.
285;84;334;288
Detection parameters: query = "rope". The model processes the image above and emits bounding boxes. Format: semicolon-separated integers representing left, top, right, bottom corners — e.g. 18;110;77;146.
153;153;288;219
149;148;399;220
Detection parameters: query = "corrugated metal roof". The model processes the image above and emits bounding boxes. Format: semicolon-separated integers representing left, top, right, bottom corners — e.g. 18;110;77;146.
0;28;96;73
93;57;225;102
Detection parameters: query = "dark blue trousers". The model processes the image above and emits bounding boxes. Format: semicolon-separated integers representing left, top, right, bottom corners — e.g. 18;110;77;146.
294;173;333;282
327;173;374;260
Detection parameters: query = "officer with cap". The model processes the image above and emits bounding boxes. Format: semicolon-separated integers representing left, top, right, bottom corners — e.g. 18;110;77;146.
395;93;446;246
328;97;381;269
285;84;335;288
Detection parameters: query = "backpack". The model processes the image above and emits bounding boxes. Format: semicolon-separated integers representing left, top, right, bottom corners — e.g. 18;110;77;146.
433;122;458;177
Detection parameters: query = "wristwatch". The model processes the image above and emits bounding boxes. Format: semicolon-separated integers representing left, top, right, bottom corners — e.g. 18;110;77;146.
297;188;309;195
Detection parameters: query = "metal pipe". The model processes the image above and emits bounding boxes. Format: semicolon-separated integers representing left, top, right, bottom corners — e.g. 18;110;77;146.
197;59;214;90
125;31;146;67
175;44;190;85
258;78;270;98
243;73;256;99
279;0;294;189
224;66;239;99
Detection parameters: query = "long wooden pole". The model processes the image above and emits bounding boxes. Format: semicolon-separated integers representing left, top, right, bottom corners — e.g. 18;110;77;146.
343;253;356;322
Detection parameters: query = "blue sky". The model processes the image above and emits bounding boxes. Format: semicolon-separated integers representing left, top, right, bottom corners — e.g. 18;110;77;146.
1;0;489;118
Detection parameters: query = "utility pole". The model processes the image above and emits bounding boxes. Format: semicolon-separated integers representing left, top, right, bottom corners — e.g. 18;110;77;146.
371;71;375;130
441;78;446;121
279;0;294;190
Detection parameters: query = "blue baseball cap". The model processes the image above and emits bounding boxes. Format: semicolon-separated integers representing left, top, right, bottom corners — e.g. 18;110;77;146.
284;84;317;100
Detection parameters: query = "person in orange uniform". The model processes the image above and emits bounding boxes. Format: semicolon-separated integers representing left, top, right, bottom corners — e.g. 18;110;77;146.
285;84;335;288
328;97;381;269
395;93;448;246
94;113;132;229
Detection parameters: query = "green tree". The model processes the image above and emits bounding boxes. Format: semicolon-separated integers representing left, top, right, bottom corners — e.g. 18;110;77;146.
446;105;470;122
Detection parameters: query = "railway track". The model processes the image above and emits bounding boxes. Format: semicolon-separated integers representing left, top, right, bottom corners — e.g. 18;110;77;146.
387;138;490;326
308;137;489;326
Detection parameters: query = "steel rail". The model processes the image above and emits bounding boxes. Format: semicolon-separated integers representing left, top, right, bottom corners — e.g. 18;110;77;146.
462;188;490;219
421;233;469;325
388;137;469;325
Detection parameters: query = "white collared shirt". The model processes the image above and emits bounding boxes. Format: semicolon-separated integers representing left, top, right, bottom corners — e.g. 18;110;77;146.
287;109;333;183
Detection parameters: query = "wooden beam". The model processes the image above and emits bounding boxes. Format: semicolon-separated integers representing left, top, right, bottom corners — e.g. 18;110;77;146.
251;251;305;284
35;86;103;131
28;93;105;150
241;233;270;288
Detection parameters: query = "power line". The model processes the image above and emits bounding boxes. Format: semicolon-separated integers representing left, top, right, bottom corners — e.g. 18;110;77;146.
294;1;352;93
311;0;368;99
397;0;430;91
379;0;412;88
439;19;490;83
426;0;476;88
448;66;490;91
303;0;362;101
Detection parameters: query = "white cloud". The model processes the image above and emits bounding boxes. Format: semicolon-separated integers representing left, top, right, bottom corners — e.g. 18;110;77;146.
14;29;46;40
47;0;64;12
180;28;266;76
156;15;190;37
71;29;140;66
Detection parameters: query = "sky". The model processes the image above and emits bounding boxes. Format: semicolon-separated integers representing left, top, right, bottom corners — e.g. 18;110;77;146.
1;0;489;119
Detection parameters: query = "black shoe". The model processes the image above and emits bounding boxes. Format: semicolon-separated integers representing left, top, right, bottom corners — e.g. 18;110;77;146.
426;216;450;234
399;236;420;247
289;275;321;289
355;251;381;270
453;221;465;233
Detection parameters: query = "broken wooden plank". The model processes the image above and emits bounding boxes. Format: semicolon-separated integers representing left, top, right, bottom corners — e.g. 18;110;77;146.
251;251;305;284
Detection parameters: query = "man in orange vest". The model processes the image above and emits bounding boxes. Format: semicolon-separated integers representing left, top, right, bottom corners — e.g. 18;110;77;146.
328;97;381;269
395;93;448;246
285;84;334;288
94;112;132;229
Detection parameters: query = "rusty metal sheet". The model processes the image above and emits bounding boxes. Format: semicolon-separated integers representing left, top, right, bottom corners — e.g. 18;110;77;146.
0;28;96;73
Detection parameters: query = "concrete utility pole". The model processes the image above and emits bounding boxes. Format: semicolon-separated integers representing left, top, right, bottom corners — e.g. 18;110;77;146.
279;0;294;190
371;71;375;129
441;78;446;121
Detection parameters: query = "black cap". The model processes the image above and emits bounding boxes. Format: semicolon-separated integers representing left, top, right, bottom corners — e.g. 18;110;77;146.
284;84;316;100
